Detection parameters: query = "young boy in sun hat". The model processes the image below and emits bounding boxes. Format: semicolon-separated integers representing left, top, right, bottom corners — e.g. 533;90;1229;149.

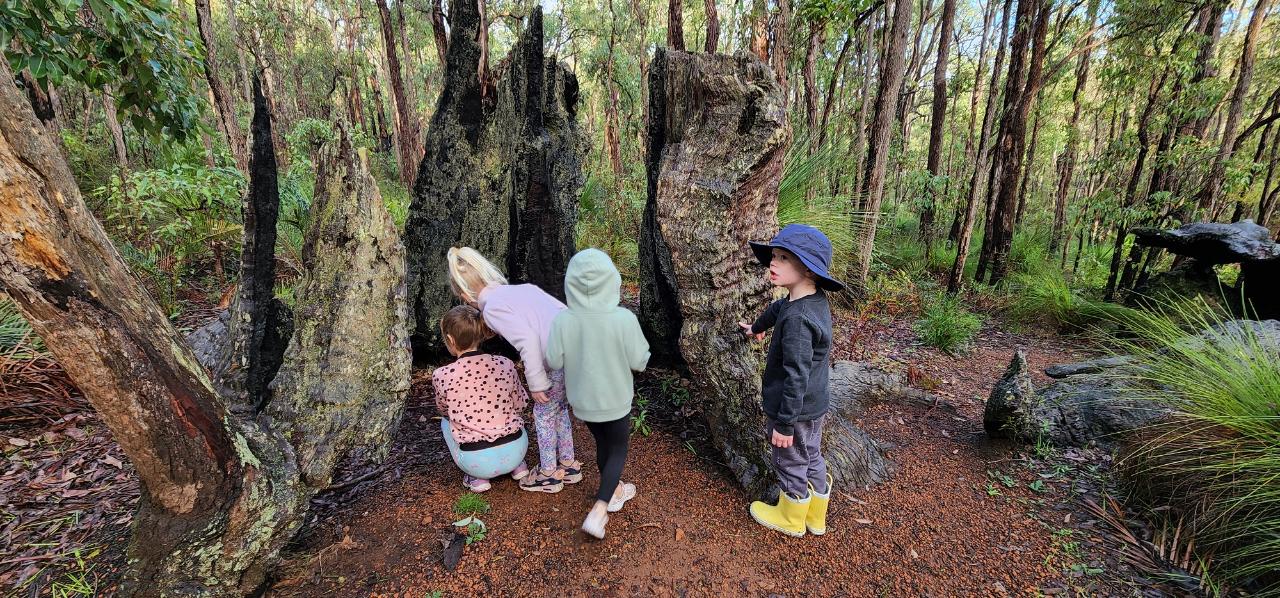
737;223;843;538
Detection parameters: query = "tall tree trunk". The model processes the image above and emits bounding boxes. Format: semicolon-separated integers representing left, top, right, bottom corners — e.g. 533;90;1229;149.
1051;0;1095;254
404;6;584;351
668;0;686;50
1105;73;1170;301
101;91;128;173
816;31;854;151
982;0;1051;285
803;21;826;134
1197;0;1270;219
948;0;1011;293
1014;101;1042;228
1258;130;1280;226
854;0;913;284
232;75;287;410
751;0;769;61
196;0;249;172
704;0;720;52
226;0;251;102
920;0;956;253
431;0;449;64
771;0;792;92
376;0;420;190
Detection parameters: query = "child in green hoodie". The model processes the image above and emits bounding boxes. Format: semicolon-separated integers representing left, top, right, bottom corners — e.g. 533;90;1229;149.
545;248;650;540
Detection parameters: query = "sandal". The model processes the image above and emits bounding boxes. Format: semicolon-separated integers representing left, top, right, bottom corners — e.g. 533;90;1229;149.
519;469;564;493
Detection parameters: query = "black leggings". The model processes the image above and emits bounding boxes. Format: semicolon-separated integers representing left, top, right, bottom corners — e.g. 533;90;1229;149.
584;416;631;503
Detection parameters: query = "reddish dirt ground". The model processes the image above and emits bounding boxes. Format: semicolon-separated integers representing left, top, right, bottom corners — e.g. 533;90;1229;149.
263;319;1126;597
9;306;1183;597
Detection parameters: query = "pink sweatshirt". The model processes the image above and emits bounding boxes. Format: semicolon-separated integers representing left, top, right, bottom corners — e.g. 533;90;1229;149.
432;353;528;444
476;284;566;393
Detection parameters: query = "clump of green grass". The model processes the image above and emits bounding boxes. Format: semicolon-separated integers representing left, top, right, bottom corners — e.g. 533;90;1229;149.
452;492;490;516
914;293;982;355
1008;269;1112;331
1106;297;1280;595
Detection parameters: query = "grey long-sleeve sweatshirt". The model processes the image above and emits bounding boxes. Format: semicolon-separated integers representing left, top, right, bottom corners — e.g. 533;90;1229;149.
750;291;833;436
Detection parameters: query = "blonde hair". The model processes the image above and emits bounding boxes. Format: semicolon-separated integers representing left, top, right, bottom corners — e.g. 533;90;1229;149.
446;246;508;302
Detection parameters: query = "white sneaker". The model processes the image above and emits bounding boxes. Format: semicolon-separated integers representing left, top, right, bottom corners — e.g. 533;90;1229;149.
582;509;608;539
607;483;636;513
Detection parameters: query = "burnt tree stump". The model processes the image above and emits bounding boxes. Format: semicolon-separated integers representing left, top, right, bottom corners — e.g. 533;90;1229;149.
266;130;413;489
403;5;585;353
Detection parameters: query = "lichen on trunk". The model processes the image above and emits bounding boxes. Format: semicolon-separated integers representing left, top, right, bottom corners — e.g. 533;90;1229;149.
266;129;412;489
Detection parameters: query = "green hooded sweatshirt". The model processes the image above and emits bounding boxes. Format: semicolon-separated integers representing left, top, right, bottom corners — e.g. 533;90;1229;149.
545;248;650;423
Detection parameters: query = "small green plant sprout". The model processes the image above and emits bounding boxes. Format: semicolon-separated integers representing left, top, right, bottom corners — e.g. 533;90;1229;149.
631;391;653;436
1028;479;1048;493
985;483;1002;497
660;375;691;407
452;492;491;544
988;469;1017;488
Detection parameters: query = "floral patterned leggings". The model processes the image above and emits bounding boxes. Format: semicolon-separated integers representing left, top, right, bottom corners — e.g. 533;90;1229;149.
532;370;575;473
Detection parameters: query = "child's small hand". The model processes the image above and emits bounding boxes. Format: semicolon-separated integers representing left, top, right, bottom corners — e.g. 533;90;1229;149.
738;321;764;341
531;391;551;404
771;430;794;448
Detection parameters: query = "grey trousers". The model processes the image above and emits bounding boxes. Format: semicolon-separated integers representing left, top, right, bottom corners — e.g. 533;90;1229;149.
767;415;829;499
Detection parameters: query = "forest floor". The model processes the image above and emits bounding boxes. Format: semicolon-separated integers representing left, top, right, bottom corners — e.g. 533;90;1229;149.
2;298;1198;597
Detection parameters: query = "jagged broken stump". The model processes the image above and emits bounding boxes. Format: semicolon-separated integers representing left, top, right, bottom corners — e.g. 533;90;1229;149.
266;132;413;489
402;4;585;352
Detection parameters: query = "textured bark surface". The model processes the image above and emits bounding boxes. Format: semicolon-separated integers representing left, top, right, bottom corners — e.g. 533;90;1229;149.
854;0;912;283
375;0;420;191
195;0;248;173
638;49;788;495
403;5;584;352
267;131;412;489
0;60;305;597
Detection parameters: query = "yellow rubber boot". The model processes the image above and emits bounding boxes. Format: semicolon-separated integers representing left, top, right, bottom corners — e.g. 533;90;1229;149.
749;490;810;537
806;474;833;535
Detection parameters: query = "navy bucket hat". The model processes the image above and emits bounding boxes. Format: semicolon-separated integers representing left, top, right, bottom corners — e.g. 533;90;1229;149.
749;224;845;292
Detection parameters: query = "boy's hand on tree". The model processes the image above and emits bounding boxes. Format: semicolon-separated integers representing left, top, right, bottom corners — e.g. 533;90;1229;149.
531;391;550;404
771;430;793;448
738;321;764;341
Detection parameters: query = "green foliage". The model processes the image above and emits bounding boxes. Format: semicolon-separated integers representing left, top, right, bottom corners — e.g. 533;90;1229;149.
1;295;44;356
914;293;982;354
1008;269;1113;332
778;137;864;280
452;492;490;516
2;0;204;139
631;392;652;437
92;162;244;312
576;173;643;281
1107;298;1280;595
285;118;337;166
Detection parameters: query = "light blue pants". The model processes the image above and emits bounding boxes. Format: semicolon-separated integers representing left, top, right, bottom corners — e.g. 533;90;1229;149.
441;419;528;480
